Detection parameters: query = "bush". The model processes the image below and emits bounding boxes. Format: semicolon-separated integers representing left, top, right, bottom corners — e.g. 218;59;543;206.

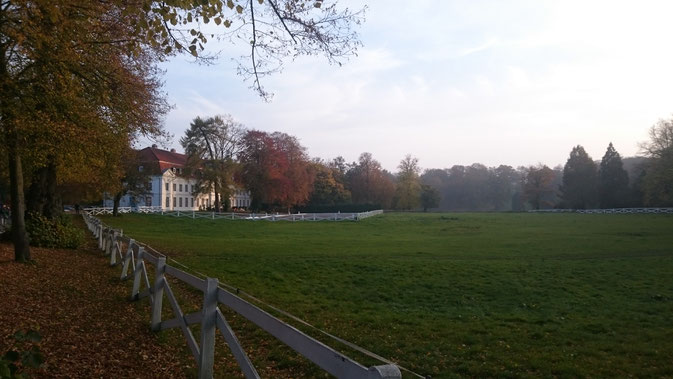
25;213;84;249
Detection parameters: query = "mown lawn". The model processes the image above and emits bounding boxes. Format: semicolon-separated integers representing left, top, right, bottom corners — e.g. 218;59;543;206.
101;212;673;378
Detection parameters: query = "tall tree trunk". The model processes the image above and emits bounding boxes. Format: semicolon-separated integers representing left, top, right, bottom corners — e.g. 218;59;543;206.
113;192;122;217
26;166;48;215
8;135;31;262
26;159;61;219
43;160;61;219
214;181;220;213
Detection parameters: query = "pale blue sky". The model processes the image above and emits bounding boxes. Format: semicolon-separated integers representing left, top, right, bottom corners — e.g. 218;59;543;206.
153;0;673;172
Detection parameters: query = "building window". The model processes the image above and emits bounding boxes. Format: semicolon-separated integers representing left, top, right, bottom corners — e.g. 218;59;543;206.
179;197;183;207
173;197;176;207
165;182;169;191
179;184;183;192
173;183;176;191
191;185;195;192
146;181;152;190
191;198;194;207
165;197;169;208
138;165;144;172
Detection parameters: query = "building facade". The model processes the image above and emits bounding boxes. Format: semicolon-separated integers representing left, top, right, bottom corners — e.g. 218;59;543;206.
104;145;251;211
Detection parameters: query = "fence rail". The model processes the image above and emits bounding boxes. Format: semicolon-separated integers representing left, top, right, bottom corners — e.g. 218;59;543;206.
82;212;400;379
83;207;384;222
528;207;673;214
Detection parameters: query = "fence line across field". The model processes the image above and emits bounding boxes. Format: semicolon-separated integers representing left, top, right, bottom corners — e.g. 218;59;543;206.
83;206;384;221
528;207;673;214
81;211;405;379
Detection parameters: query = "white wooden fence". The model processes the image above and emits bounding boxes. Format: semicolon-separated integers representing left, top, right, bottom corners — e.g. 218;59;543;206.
82;212;401;379
528;207;673;214
83;207;384;221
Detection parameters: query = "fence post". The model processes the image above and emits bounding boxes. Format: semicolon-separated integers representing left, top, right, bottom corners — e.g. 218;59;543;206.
109;232;119;266
121;239;135;280
131;247;145;300
151;257;166;331
98;225;104;250
198;278;219;379
104;231;112;256
212;212;214;220
192;210;195;219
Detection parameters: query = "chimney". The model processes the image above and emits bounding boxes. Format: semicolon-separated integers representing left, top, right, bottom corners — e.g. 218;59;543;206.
170;148;176;153
151;144;157;148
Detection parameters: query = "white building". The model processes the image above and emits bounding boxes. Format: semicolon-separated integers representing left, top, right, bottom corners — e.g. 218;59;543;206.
105;145;251;211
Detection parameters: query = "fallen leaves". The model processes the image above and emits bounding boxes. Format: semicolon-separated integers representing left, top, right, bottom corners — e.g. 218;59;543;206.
0;242;189;378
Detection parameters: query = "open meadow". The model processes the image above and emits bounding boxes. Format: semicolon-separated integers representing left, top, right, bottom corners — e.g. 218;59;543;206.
100;212;673;377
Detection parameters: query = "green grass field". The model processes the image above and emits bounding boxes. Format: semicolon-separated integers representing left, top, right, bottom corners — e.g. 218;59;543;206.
100;212;673;378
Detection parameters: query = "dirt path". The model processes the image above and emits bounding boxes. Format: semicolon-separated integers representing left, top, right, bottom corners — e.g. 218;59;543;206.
0;241;192;378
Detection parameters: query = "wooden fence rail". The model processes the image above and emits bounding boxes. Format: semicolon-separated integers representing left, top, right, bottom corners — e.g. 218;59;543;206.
82;212;401;379
83;207;384;222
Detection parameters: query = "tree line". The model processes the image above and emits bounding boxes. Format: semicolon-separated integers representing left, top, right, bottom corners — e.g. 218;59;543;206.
419;119;672;211
176;114;673;214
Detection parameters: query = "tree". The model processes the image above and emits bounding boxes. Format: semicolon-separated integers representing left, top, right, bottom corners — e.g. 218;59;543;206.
238;130;313;211
346;153;395;208
394;155;421;210
559;145;598;209
420;169;449;210
598;143;629;208
639;118;673;206
1;1;169;261
488;165;520;211
523;165;556;210
308;159;351;207
181;115;245;212
420;184;440;212
271;132;314;211
111;147;153;217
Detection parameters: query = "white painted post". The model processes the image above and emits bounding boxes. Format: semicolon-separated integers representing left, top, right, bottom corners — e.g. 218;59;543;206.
109;232;119;266
198;278;218;379
131;247;145;300
151;257;166;331
231;212;234;220
192;210;195;219
177;210;180;217
212;212;215;220
121;239;135;280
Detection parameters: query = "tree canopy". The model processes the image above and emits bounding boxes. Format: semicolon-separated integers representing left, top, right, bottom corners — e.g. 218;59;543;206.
560;145;597;209
598;143;629;208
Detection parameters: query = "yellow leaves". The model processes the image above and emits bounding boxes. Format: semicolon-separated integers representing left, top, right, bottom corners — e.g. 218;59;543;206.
236;5;244;14
227;0;235;9
214;17;221;25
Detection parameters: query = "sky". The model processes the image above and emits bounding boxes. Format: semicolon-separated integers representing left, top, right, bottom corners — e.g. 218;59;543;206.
153;0;673;172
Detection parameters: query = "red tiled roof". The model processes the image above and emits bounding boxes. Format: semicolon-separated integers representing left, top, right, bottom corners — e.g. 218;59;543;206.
138;146;186;173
